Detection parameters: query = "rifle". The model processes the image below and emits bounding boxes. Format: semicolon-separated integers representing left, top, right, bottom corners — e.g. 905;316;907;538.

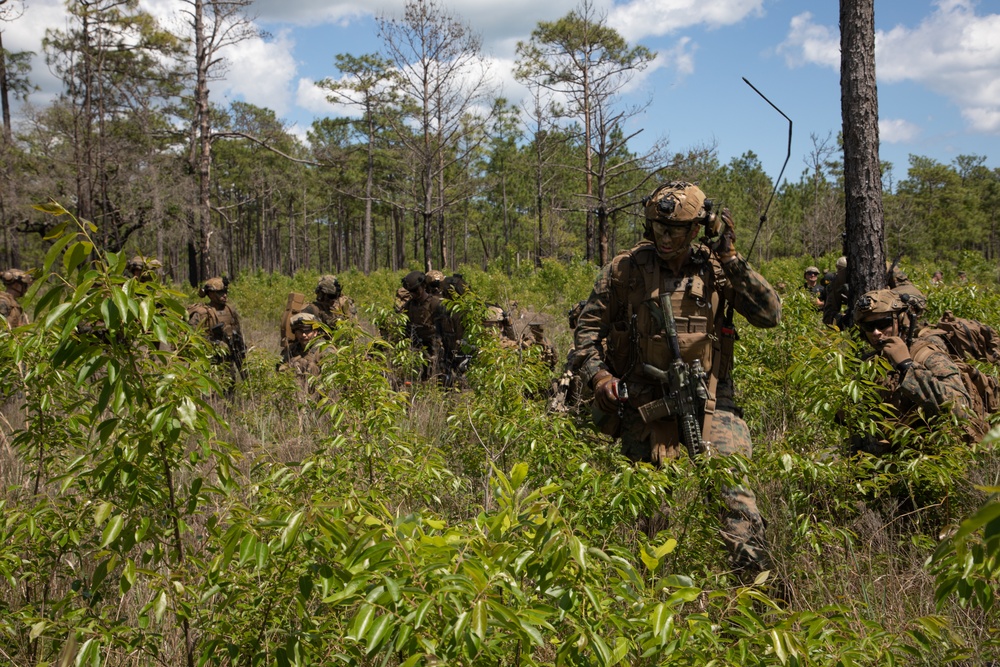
210;322;247;379
637;292;711;460
231;329;247;379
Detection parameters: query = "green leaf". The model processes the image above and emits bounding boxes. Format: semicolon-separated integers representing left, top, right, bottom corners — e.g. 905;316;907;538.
29;620;46;640
43;232;76;276
471;599;487;641
649;603;670;639
639;545;659;571
510;461;528;488
78;637;101;667
177;397;197;430
280;511;305;552
654;539;677;558
591;632;612;665
101;515;125;548
33;200;70;216
63;241;93;274
154;590;168;622
366;614;393;656
139;298;153;330
111;287;130;326
611;637;629;665
770;629;788;665
298;575;313;600
349;603;376;642
94;502;113;527
570;536;587;569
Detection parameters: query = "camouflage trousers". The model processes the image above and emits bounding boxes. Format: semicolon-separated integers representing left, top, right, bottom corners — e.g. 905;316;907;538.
619;407;770;575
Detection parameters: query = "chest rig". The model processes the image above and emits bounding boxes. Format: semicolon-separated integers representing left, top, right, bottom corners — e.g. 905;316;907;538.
606;244;731;442
609;246;721;376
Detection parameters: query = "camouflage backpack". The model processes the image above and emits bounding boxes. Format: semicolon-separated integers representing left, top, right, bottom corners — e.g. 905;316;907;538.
915;312;1000;417
929;312;1000;365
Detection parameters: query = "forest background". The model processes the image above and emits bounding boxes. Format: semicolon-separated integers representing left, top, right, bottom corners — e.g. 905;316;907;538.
2;0;1000;284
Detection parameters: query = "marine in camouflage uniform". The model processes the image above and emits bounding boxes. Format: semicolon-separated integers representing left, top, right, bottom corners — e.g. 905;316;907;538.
550;300;591;413
278;312;326;383
425;269;446;297
574;181;781;575
189;277;246;384
483;306;520;350
0;269;33;328
823;257;921;328
401;270;451;381
126;255;162;282
522;323;557;370
802;266;823;308
852;288;983;452
301;275;356;331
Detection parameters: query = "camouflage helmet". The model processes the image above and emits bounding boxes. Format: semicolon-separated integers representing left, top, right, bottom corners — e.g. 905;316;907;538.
443;273;468;297
644;182;709;223
804;266;820;276
127;255;161;270
290;312;318;332
425;269;444;286
836;256;847;270
199;276;227;297
484;305;506;325
853;288;908;323
402;270;426;292
316;274;341;296
1;268;33;285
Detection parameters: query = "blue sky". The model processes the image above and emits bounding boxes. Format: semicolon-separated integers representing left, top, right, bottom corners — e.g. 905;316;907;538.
8;0;1000;189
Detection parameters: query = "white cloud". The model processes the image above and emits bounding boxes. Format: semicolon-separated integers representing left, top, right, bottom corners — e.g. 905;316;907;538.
776;12;839;69
879;118;920;143
5;0;72;103
610;0;764;42
779;0;1000;135
221;29;300;116
296;77;353;116
249;0;583;50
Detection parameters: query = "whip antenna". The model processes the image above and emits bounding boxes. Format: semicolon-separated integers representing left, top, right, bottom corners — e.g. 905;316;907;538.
742;77;792;258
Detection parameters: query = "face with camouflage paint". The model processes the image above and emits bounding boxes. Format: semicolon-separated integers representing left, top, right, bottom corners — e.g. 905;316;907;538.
650;220;699;263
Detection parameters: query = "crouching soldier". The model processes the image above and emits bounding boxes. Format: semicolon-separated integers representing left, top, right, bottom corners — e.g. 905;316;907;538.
852;288;986;451
278;312;326;382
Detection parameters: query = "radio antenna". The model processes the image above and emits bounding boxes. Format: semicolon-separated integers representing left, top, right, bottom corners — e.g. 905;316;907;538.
742;77;792;259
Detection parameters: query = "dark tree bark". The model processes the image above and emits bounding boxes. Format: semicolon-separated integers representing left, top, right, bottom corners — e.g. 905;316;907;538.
841;0;886;301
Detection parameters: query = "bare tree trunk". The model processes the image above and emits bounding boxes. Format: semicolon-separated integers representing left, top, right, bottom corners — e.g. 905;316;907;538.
287;195;296;276
841;0;886;299
0;30;11;142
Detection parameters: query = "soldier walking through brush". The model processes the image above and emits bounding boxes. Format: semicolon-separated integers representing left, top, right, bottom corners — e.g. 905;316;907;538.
0;269;33;329
574;181;782;579
189;277;247;387
301;275;356;330
400;270;451;381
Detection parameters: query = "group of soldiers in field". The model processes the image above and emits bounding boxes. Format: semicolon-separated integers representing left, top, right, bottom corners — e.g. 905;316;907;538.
3;179;998;590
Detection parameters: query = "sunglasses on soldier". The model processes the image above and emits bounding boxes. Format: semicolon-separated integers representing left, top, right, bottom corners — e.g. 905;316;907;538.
857;316;894;333
651;220;694;237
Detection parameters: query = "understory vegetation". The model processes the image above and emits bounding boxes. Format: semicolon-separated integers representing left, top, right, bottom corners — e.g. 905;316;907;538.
2;207;1000;666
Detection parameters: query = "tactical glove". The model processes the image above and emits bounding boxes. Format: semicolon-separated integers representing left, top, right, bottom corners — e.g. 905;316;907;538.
878;336;913;370
712;208;737;262
651;443;668;467
593;370;625;414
